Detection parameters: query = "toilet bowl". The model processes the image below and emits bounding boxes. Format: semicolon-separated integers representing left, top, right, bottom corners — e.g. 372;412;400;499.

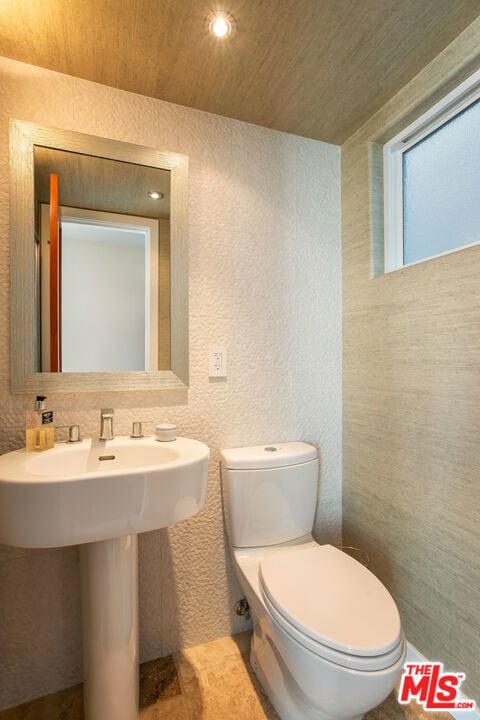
221;442;406;720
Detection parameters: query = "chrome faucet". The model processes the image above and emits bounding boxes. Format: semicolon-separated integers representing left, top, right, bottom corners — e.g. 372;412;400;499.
99;408;114;441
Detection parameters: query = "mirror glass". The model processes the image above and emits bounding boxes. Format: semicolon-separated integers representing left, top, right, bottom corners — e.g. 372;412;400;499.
10;121;188;394
34;147;171;373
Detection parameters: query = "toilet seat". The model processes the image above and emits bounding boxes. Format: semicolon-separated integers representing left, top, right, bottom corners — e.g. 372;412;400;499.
259;544;404;671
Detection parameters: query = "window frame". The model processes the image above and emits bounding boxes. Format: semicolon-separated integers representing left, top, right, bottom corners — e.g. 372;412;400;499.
383;68;480;273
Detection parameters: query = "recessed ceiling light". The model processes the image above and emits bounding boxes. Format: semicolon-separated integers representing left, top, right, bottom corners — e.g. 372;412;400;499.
205;11;236;39
148;191;164;200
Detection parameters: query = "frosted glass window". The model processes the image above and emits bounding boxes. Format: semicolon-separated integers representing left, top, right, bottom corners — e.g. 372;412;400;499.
402;98;480;265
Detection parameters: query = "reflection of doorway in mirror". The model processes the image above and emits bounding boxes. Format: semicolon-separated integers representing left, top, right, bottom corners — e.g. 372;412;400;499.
40;205;159;372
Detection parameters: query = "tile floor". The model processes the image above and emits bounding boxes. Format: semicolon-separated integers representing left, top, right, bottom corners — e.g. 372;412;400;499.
0;632;453;720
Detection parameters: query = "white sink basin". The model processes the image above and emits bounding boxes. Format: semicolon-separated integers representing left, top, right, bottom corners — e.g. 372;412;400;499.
0;436;210;548
0;433;210;719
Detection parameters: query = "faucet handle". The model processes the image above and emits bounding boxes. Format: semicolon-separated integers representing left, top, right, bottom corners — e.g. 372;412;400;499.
130;420;154;439
57;424;81;443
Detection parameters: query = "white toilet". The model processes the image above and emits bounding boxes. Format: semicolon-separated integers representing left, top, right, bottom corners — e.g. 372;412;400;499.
221;442;406;720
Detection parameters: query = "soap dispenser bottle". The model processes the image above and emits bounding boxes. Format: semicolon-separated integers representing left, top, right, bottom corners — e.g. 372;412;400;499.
26;395;55;451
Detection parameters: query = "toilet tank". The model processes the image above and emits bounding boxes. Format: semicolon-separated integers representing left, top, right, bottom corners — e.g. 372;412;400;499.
220;442;318;548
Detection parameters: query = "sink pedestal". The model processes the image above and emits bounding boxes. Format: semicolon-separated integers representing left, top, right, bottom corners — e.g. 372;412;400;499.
80;534;139;720
0;435;210;718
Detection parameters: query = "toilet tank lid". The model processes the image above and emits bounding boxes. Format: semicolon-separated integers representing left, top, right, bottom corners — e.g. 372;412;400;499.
220;442;317;470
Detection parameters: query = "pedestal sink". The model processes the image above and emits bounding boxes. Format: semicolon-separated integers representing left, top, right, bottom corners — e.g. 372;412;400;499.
0;436;210;720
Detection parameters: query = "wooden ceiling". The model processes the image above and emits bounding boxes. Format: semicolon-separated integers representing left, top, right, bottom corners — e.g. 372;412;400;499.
0;0;479;144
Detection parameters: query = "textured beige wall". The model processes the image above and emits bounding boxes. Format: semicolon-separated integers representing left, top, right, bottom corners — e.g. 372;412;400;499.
0;57;341;709
342;18;480;702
